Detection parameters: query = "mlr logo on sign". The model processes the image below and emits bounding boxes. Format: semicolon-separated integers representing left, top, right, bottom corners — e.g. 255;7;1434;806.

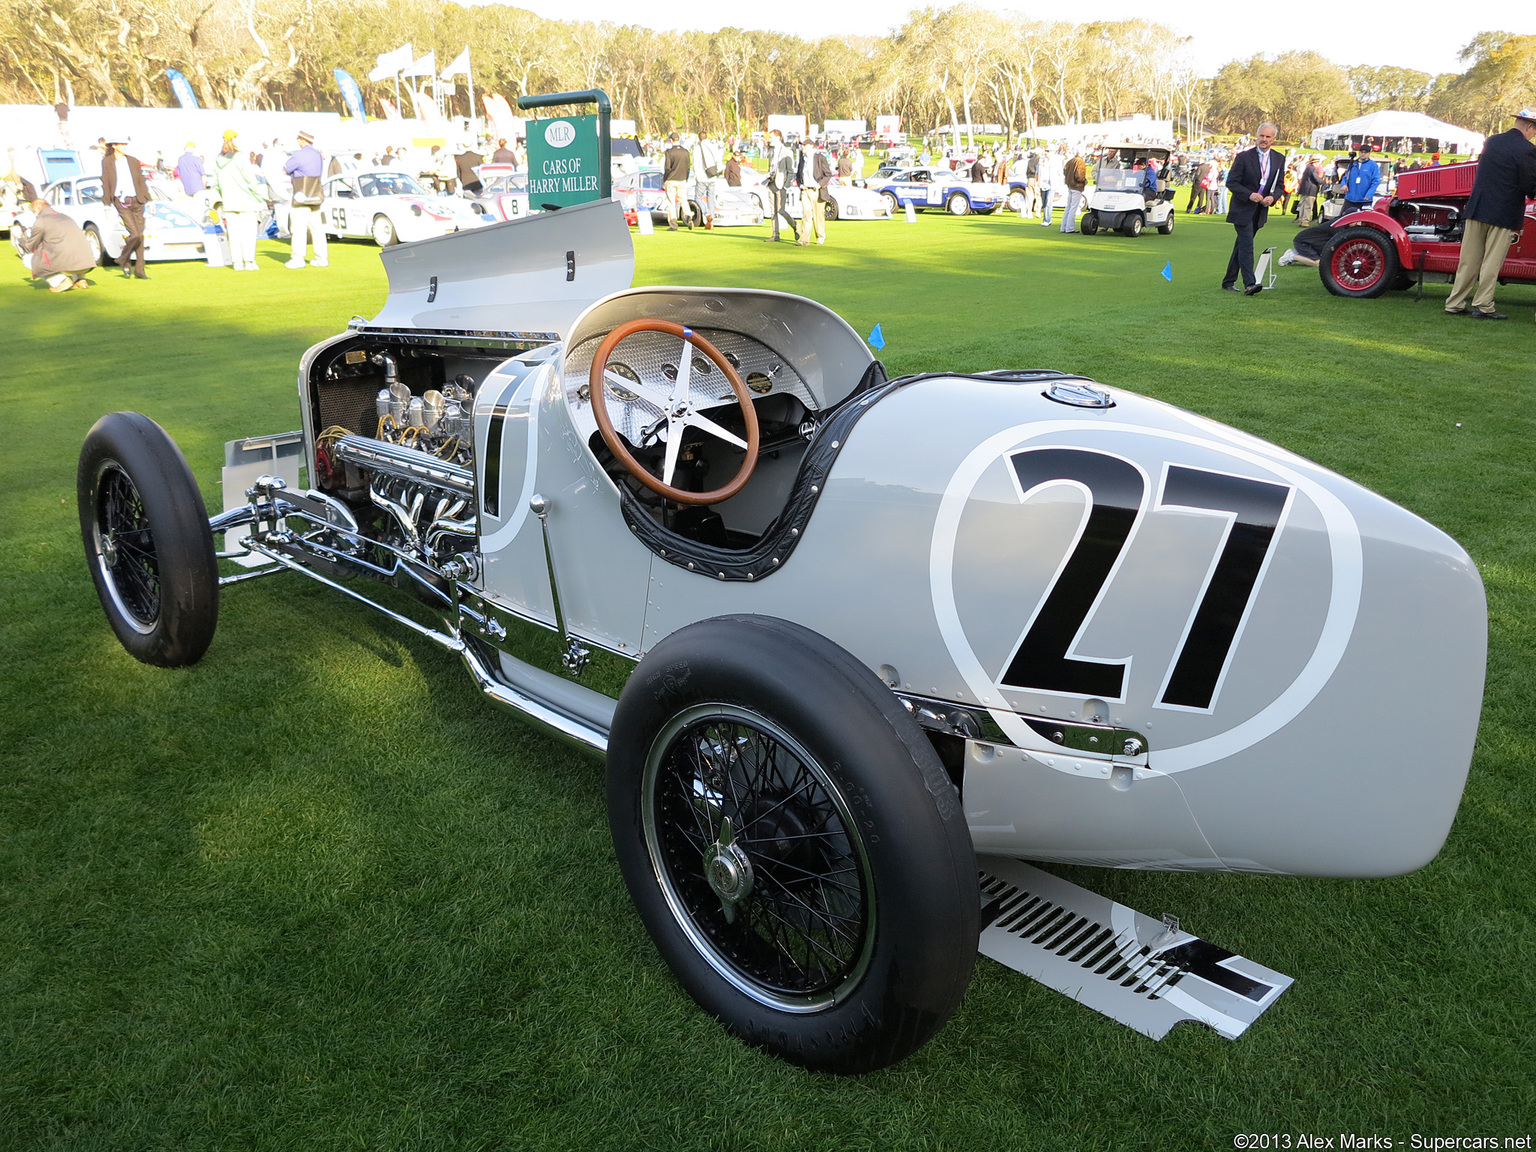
544;120;576;148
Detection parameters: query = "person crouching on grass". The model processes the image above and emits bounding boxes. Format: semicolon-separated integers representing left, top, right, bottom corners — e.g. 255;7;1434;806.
15;199;96;292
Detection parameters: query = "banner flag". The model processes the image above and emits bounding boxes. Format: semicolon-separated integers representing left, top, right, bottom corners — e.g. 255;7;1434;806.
334;68;366;120
484;93;519;142
165;69;199;110
368;43;413;82
405;51;437;79
409;88;442;122
867;323;886;350
379;97;401;120
440;48;470;79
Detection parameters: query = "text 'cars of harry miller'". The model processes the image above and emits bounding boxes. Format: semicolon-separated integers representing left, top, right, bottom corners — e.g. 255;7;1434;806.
78;199;1485;1072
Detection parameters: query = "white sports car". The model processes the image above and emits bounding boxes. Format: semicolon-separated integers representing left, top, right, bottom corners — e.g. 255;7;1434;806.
27;174;208;265
321;169;486;246
739;173;894;222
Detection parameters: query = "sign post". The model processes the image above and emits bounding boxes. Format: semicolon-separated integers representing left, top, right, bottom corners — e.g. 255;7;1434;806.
518;89;612;210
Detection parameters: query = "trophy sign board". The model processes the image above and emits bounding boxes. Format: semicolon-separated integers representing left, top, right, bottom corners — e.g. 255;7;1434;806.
527;114;603;209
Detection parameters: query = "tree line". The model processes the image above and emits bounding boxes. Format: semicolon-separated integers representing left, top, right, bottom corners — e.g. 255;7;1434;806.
1;0;1529;143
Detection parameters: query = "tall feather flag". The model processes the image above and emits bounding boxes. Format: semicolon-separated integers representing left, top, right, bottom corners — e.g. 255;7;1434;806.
404;51;437;79
165;69;199;109
334;68;365;120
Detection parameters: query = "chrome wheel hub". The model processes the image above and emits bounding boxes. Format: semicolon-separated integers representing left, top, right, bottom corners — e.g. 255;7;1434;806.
703;817;754;922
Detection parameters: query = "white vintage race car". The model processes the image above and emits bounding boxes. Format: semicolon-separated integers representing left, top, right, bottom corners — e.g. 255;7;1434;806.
866;165;1010;215
321;168;486;246
469;165;532;222
76;200;1485;1073
26;174;208;264
738;171;894;222
615;166;762;227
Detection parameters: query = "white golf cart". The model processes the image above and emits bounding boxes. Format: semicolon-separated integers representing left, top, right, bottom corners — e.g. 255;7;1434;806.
1080;144;1175;237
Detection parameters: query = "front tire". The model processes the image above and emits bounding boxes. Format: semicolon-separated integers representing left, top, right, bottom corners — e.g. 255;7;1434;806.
1081;211;1099;235
1321;226;1399;298
1007;188;1025;211
371;214;398;246
823;196;838;222
1122;212;1144;237
946;191;970;216
608;615;979;1073
881;190;900;215
78;412;219;667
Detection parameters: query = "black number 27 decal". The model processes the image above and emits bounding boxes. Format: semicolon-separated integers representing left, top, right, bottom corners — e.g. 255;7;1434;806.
998;448;1291;710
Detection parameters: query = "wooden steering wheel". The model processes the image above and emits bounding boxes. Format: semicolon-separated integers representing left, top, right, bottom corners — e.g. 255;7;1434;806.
588;319;761;506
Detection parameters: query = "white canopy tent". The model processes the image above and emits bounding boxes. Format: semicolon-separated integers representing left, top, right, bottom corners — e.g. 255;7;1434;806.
1308;110;1484;155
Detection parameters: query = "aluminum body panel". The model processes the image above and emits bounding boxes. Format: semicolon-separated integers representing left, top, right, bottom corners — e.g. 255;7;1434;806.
620;375;1484;877
369;198;635;339
478;356;654;655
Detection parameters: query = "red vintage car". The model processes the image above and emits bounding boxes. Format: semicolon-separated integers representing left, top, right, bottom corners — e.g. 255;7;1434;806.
1320;162;1536;297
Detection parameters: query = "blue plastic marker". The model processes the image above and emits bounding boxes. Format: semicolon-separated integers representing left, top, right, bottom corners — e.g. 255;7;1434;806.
1161;261;1173;281
868;323;886;350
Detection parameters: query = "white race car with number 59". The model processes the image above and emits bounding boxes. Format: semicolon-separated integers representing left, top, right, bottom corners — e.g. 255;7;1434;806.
76;200;1485;1075
321;169;486;246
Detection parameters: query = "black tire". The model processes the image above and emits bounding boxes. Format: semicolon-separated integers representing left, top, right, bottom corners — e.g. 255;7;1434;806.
371;214;397;246
1320;225;1398;298
946;191;970;216
1007;188;1025;212
78;412;219;667
1157;211;1175;235
608;615;978;1073
881;190;900;214
823;196;838;222
1081;211;1099;235
1122;212;1143;237
84;223;106;266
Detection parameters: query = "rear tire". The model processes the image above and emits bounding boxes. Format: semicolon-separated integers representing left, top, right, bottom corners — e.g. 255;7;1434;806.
78;412;219;667
882;191;900;214
1321;226;1398;298
823;197;838;222
1157;212;1175;235
608;615;978;1073
1007;189;1025;211
946;191;970;216
371;214;397;246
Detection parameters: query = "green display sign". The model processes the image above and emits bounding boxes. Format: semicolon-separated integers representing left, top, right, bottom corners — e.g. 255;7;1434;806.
526;114;603;208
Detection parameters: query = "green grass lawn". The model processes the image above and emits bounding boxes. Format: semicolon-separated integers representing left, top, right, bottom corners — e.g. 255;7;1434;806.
2;211;1533;1150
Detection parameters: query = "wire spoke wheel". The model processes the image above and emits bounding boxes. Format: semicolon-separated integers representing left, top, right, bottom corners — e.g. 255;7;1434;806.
93;463;161;631
1331;238;1384;291
1322;226;1398;298
643;703;874;1012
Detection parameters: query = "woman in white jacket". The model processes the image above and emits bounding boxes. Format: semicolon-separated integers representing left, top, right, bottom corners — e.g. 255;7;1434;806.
213;131;270;271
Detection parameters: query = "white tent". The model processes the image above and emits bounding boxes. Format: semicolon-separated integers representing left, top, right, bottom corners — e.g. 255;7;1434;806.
1308;110;1484;155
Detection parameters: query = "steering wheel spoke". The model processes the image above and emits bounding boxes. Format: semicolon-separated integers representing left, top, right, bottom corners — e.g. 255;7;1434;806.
589;320;762;507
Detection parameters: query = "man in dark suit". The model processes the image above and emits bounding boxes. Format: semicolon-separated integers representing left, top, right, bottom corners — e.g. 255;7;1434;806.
1443;107;1536;320
101;135;151;279
1221;123;1285;295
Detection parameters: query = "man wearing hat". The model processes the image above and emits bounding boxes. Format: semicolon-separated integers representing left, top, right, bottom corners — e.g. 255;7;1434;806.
283;129;327;268
101;135;150;279
176;142;205;197
1444;107;1536;320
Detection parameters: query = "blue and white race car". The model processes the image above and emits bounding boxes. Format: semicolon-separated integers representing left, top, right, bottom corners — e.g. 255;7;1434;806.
865;165;1009;216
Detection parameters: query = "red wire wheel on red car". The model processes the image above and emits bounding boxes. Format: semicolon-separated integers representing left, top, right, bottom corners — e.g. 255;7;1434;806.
1321;226;1401;299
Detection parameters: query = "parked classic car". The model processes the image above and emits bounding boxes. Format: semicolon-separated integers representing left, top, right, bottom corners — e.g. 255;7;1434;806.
468;164;532;223
321;168;487;246
78;200;1486;1073
1318;161;1536;297
27;173;208;264
866;165;1009;215
615;165;763;227
735;169;895;222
